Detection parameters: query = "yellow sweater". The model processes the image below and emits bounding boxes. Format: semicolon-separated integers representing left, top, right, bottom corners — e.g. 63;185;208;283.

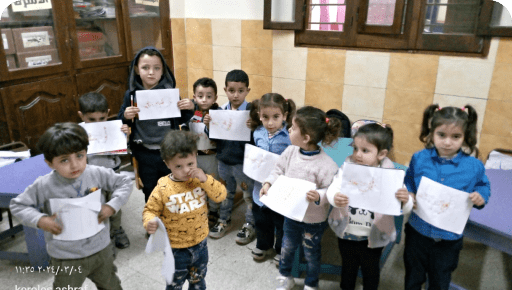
142;174;226;249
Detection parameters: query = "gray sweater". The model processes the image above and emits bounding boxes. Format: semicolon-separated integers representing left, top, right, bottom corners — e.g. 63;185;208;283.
265;145;339;223
10;165;133;259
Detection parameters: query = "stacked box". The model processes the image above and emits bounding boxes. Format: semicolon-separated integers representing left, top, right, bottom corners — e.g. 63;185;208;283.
76;30;106;59
2;28;16;54
17;49;59;68
6;54;16;69
12;26;56;53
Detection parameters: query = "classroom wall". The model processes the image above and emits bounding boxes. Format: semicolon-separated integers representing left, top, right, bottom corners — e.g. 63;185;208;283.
169;1;512;165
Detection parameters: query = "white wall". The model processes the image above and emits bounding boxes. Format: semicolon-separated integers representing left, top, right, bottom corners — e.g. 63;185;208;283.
170;0;263;20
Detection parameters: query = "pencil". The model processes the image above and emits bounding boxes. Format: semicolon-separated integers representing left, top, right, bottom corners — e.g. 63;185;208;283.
130;95;134;122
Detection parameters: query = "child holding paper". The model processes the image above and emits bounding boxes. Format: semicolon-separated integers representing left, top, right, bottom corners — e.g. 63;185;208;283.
78;91;131;249
143;130;227;290
260;106;341;290
118;46;194;203
248;93;295;264
403;105;490;290
326;121;414;290
10;123;132;289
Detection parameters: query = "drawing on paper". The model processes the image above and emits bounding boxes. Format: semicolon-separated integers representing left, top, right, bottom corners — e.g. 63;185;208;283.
211;119;233;131
142;98;175;109
88;127;108;144
349;178;376;193
417;190;454;215
22;32;50;48
244;153;264;169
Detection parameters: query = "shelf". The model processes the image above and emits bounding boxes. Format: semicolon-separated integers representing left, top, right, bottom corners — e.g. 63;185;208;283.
129;14;160;18
0;20;54;29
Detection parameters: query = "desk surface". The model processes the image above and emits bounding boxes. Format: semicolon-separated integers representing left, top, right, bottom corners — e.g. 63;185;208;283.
0;154;51;196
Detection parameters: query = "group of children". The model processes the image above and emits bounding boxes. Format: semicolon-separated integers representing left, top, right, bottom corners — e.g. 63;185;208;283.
10;46;491;290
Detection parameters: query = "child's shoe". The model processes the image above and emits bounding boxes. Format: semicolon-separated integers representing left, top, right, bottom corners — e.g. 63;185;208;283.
276;275;295;290
209;219;231;239
304;286;318;290
235;222;256;245
112;227;130;249
251;247;268;261
273;254;281;266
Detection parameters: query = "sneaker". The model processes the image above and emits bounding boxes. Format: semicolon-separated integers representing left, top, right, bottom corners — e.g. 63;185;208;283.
276;275;295;290
251;247;267;261
273;254;281;266
112;227;130;249
304;286;318;290
236;223;256;245
209;219;231;239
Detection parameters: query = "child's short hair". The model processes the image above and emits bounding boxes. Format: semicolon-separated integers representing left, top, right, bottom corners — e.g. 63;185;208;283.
225;69;249;88
37;122;89;162
353;122;394;152
326;109;351;138
193;77;217;96
160;130;199;161
249;93;296;130
294;106;342;147
78;92;109;114
136;48;162;65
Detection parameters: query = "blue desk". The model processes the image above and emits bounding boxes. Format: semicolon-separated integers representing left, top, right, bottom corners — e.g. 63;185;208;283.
0;154;51;267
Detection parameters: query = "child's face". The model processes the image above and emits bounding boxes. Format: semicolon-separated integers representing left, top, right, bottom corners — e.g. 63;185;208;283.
193;85;217;111
260;106;286;134
164;153;198;182
135;54;163;90
45;150;87;179
352;136;387;167
78;110;110;123
432;123;464;157
288;118;309;149
224;81;250;110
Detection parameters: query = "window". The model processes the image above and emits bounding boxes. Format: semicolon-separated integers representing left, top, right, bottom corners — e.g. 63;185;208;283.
263;0;512;56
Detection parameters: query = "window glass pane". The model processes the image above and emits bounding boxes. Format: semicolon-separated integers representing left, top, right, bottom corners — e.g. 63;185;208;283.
308;0;345;31
489;2;512;27
73;0;120;61
271;0;296;22
366;0;396;26
1;2;62;71
129;0;162;53
423;0;480;34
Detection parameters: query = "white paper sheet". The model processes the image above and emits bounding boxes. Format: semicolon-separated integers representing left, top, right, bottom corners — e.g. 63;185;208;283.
208;110;251;141
145;217;175;285
136;89;181;120
0;150;31;159
243;144;280;183
49;189;105;241
413;177;473;234
260;176;316;222
80;120;128;155
189;122;215;150
339;163;404;216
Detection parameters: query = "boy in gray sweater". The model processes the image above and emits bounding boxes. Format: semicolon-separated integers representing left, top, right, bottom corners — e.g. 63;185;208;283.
10;122;132;289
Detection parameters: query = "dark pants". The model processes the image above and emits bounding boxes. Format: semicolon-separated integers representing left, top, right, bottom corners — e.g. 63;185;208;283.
166;239;208;290
337;238;383;290
253;201;284;254
131;144;171;203
404;223;463;290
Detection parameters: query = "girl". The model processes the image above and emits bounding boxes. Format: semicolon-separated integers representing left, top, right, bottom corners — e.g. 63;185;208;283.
260;106;341;290
248;93;296;264
403;105;490;290
326;121;414;290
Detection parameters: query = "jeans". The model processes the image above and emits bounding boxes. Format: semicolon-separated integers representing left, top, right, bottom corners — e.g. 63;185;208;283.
131;143;171;203
280;218;327;288
217;160;254;225
337;238;383;290
253;201;284;254
166;239;208;290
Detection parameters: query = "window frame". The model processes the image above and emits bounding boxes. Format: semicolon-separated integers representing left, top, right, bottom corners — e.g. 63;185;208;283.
263;0;306;30
476;0;512;37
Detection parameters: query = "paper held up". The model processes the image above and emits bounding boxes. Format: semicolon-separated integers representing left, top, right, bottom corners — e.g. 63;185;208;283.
414;176;473;235
49;189;105;241
189;122;215;150
145;217;175;285
340;162;404;216
80;120;128;155
136;89;181;120
260;176;316;222
243;144;280;183
208;110;251;141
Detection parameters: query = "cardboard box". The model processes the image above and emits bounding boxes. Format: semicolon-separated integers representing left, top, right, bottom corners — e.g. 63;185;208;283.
11;26;56;53
6;54;16;69
16;49;59;68
2;29;16;54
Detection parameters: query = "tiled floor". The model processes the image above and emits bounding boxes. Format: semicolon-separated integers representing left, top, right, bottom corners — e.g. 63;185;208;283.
1;179;511;290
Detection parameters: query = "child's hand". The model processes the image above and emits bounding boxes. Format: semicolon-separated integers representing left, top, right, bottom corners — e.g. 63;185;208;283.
120;124;130;135
306;190;320;202
334;192;349;208
124;106;140;120
260;182;271;197
203;114;212;127
188;168;207;183
98;204;115;224
146;220;158;234
469;191;485;206
37;214;62;235
178;99;194;110
395;188;411;203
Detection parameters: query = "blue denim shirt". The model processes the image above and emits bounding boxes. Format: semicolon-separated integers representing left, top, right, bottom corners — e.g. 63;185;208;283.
404;147;491;240
252;123;291;206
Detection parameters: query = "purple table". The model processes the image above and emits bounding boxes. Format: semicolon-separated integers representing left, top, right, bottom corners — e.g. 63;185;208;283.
0;154;51;267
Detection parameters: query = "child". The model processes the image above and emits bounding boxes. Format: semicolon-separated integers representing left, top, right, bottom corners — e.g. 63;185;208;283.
10;123;132;289
248;93;296;264
78;91;131;249
203;69;256;245
326;122;414;290
260;106;342;290
403;104;490;290
118;46;194;203
142;130;227;290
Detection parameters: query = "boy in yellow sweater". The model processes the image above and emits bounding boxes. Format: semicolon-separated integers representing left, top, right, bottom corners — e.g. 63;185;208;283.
143;130;227;290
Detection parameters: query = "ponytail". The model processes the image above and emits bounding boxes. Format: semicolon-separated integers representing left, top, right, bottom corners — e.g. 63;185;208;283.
284;99;296;129
323;117;342;146
419;104;440;144
249;99;261;131
463;104;478;155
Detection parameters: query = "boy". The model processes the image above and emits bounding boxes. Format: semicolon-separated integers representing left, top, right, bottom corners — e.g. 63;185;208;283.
10;123;132;289
143;130;226;290
203;69;256;245
78;91;130;249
